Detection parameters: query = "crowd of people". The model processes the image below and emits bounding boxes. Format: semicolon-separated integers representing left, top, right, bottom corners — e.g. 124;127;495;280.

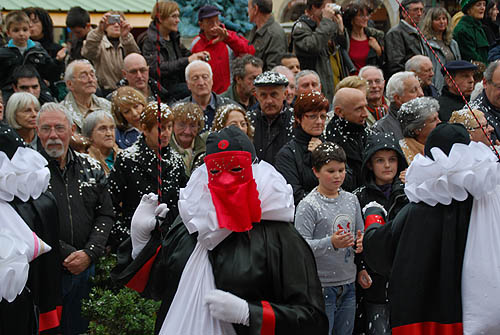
1;0;500;334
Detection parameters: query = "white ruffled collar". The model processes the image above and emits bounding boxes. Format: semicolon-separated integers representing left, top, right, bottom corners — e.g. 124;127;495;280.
0;147;50;202
404;142;500;206
178;160;295;250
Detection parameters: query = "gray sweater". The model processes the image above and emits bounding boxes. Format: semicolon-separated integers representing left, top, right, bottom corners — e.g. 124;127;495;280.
295;188;363;287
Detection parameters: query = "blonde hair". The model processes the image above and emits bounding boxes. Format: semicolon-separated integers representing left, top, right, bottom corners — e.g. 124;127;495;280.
420;7;453;45
171;102;205;131
211;103;254;139
5;10;30;31
448;108;483;130
151;1;179;22
111;86;147;131
335;75;368;93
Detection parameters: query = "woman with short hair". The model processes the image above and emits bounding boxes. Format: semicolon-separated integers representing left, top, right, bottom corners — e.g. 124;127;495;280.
82;110;119;174
5;92;40;149
211;103;254;139
398;97;441;164
111;86;146;149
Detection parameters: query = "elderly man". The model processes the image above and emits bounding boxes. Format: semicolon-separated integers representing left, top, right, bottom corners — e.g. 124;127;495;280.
384;0;425;78
437;60;477;121
180;60;233;131
112;53;170;103
296;70;322;97
36;103;114;335
247;0;288;71
272;65;297;105
191;5;255;94
470;60;500;140
292;0;343;102
325;87;368;189
248;71;294;165
281;53;301;75
405;55;438;98
221;54;263;109
371;71;424;140
359;65;389;123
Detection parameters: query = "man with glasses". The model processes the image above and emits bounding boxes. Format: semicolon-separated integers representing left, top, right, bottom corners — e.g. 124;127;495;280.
61;59;111;151
470;60;500;140
359;65;388;125
109;53;170;103
384;0;425;78
180;60;234;131
36;103;114;335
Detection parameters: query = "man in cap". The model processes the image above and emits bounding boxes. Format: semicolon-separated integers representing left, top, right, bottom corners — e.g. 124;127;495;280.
384;0;425;78
191;5;255;94
112;125;329;335
437;60;477;122
248;71;295;165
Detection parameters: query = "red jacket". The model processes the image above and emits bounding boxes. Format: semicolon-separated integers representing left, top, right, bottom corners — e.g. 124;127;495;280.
191;30;255;94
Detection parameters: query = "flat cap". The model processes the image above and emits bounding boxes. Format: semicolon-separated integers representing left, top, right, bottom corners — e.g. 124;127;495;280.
441;60;478;76
254;71;289;87
198;5;220;21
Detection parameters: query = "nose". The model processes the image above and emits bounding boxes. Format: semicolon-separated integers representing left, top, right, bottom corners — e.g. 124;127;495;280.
417;86;424;97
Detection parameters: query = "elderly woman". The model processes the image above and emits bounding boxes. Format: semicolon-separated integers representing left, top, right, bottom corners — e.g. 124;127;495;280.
343;2;384;71
108;101;187;249
275;91;330;206
5;92;40;149
421;7;461;92
398;97;441;164
170;102;207;176
453;0;489;65
449;108;495;145
81;11;140;94
82;110;119;174
111;86;146;149
211;103;254;139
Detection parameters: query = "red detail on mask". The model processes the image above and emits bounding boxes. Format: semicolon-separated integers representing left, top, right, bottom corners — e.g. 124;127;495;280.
218;139;229;150
204;150;262;232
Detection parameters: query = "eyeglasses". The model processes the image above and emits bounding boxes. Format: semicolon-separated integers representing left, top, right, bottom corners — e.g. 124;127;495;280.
303;113;327;121
76;71;97;82
175;122;199;131
488;80;500;90
127;67;149;75
39;124;68;135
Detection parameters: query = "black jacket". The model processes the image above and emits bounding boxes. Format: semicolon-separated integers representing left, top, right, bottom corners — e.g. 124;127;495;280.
142;22;191;100
437;86;466;122
325;114;366;190
353;132;408;304
40;148;115;263
108;136;188;248
248;103;294;166
470;90;500;141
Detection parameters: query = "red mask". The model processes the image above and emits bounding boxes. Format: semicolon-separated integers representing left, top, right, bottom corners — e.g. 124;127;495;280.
204;150;262;232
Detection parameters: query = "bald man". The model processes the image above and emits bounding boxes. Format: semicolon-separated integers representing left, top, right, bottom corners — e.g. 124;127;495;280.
272;65;296;105
115;53;170;102
325;88;369;189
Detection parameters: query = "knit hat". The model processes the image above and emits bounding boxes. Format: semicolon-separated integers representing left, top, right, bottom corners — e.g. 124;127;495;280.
205;125;257;160
424;123;471;159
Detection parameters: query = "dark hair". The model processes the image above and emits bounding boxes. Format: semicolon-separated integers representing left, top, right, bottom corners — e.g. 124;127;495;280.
250;0;273;14
231;54;263;81
66;6;90;28
23;7;54;44
280;53;298;62
293;90;329;127
312;142;346;170
399;0;424;18
343;2;372;32
12;65;41;86
307;0;325;10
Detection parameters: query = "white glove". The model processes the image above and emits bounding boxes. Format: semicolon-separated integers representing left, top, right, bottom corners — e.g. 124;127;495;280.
204;289;250;326
131;193;169;259
362;201;387;217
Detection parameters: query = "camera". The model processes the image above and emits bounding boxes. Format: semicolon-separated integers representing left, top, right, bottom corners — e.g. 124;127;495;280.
326;3;342;14
108;15;121;24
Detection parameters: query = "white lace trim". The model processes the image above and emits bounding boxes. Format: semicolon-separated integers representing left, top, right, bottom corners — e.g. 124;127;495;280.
0;147;50;202
404;142;500;206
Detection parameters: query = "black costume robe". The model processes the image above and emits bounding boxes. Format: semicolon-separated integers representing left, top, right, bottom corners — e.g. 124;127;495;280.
112;216;329;335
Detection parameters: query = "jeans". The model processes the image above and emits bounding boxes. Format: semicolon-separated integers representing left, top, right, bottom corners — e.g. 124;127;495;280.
61;265;95;335
323;283;356;335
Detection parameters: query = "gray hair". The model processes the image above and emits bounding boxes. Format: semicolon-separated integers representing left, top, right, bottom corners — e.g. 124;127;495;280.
185;60;212;81
64;59;94;82
82;110;115;138
295;70;320;86
231;54;263;81
36;103;74;127
398;97;439;138
386;71;417;103
249;0;273;13
405;55;430;72
484;60;500;83
358;65;384;79
5;92;40;129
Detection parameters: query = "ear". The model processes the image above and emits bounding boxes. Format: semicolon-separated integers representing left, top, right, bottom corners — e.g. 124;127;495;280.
334;106;344;118
393;94;402;107
312;166;320;179
122;69;127;78
12;83;19;92
66;80;73;91
71;124;76;136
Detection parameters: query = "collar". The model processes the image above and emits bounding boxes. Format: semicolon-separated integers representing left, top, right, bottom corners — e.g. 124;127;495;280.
256;16;275;35
293;126;313;145
190;93;216;111
400;20;419;33
7;38;36;50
